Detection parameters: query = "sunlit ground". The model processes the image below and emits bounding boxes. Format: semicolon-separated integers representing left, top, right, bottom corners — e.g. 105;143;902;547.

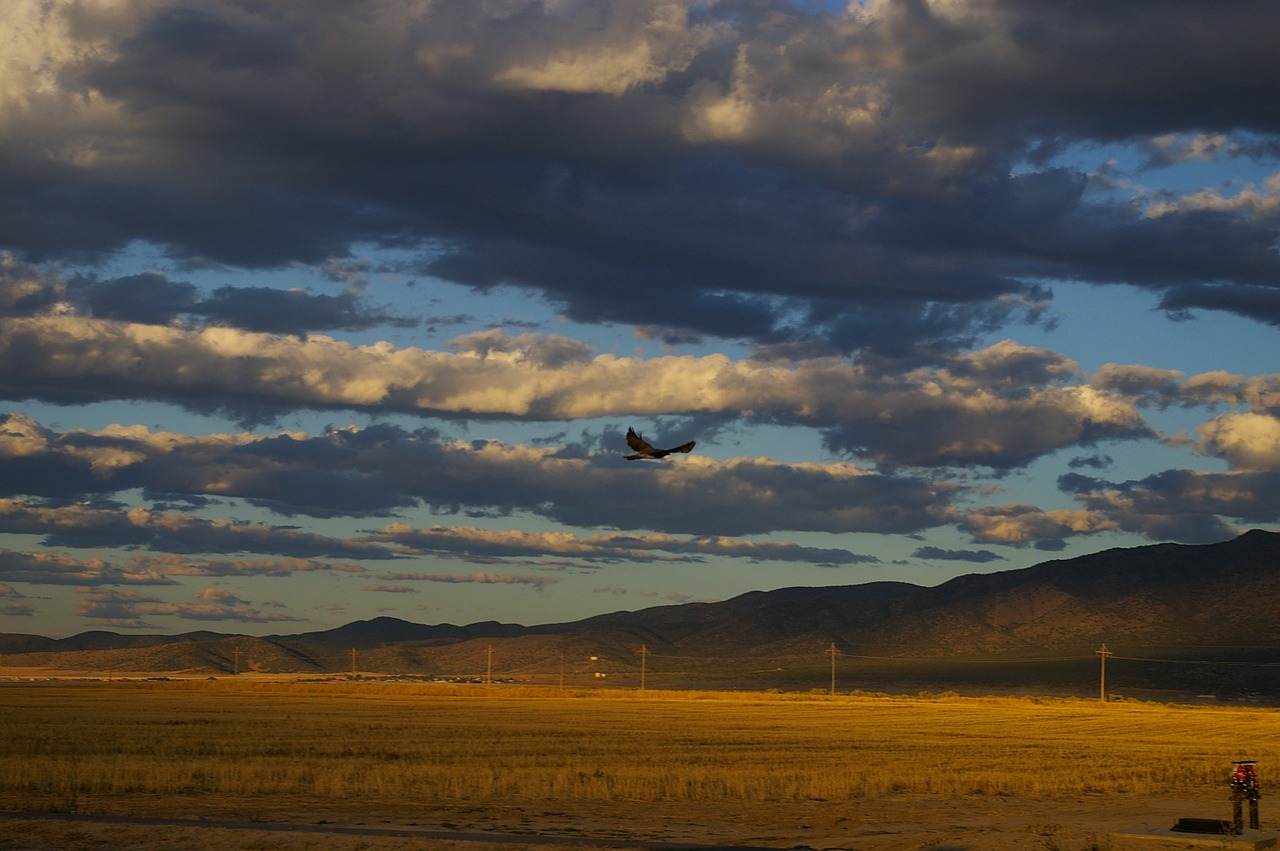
2;681;1277;849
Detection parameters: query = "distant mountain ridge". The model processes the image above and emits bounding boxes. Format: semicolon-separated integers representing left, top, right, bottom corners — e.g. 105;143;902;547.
4;530;1279;696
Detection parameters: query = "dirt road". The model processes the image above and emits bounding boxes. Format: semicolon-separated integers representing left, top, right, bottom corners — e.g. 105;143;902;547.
2;796;1241;851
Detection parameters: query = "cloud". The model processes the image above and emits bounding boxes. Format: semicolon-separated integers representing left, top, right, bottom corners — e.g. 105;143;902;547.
0;414;418;516
0;413;961;540
1068;453;1113;471
0;497;395;559
0;258;415;336
962;467;1276;548
1198;412;1280;470
2;1;1278;349
70;274;415;335
375;571;557;591
1;389;1275;551
71;272;200;325
0;254;67;315
1093;365;1280;416
1091;364;1187;407
0;582;36;617
1140;133;1239;169
1;0;1279;623
0;548;176;586
486;0;714;95
372;523;876;566
2;410;1272;546
1057;470;1275;543
959;504;1119;547
0;317;1154;466
818;341;1149;467
911;546;1004;564
194;285;416;334
73;590;169;630
133;553;367;578
76;586;306;626
192;586;249;607
1160;282;1280;327
1144;173;1280;221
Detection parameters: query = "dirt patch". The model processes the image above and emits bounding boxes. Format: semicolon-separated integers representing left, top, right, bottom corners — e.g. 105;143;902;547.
1;796;1229;851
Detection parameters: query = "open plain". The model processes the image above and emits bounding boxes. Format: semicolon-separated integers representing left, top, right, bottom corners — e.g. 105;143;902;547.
2;679;1278;850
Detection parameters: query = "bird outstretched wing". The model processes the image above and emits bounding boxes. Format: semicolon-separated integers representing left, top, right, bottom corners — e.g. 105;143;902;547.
625;427;655;455
624;427;696;460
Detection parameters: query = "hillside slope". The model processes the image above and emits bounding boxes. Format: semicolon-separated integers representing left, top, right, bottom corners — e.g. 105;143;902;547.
5;530;1278;696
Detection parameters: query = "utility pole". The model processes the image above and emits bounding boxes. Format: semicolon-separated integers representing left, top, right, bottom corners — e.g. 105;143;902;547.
350;648;357;676
639;644;649;692
1096;643;1112;704
233;644;240;676
486;644;493;686
559;651;565;691
826;642;839;695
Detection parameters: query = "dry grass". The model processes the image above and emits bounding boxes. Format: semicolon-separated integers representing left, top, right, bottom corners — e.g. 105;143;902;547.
2;680;1277;821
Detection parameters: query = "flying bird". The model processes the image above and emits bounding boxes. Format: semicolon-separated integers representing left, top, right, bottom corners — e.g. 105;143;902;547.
624;427;696;460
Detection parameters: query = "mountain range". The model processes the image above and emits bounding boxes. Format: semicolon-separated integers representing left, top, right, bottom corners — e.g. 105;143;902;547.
4;530;1279;699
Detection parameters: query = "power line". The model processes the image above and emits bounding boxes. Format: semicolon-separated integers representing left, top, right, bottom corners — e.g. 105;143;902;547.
1111;654;1280;667
459;645;1280;689
526;649;1280;668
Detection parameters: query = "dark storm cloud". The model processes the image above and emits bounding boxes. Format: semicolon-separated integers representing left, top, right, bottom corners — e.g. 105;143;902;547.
72;272;200;324
195;285;416;334
804;291;1054;361
1;259;413;336
1160;283;1280;327
0;414;960;536
63;273;413;334
3;1;1278;351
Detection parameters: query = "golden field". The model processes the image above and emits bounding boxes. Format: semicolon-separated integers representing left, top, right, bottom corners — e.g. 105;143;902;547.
1;680;1278;850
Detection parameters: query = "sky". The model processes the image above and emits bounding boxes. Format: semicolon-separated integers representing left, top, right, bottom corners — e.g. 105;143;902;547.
1;0;1278;639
